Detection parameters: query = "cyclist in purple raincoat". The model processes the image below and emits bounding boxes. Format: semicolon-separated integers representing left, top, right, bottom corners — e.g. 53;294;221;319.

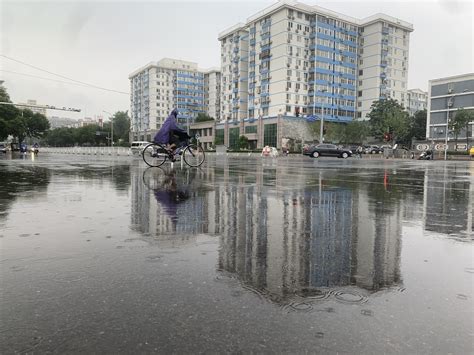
153;109;190;153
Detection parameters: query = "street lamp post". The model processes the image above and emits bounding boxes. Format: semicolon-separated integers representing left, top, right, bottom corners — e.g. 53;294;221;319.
444;108;449;161
319;89;328;143
103;110;114;147
444;95;454;161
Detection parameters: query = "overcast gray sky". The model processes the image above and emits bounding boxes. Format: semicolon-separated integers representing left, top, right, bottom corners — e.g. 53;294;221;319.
0;0;472;120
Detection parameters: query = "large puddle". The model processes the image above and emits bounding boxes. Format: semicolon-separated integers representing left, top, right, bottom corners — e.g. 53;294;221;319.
1;154;473;353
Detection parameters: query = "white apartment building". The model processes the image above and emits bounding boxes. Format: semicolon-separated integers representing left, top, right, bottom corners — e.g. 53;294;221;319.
129;58;220;142
204;68;221;120
406;88;427;115
218;0;413;126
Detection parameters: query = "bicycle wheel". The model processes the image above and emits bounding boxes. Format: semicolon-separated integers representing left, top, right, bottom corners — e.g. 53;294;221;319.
142;143;167;167
182;144;205;167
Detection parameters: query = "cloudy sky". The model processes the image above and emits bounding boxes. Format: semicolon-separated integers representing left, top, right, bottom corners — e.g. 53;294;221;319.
0;0;472;120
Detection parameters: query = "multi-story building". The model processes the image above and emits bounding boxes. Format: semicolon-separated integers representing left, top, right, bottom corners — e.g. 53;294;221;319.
217;1;413;148
407;88;427;115
129;58;218;142
17;99;47;115
426;73;474;143
358;15;412;117
204;68;221;120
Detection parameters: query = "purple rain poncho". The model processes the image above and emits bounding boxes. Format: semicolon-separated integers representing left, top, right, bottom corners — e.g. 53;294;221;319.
153;109;187;144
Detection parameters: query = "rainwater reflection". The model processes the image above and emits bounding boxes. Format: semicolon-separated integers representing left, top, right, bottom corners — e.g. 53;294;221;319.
134;160;473;304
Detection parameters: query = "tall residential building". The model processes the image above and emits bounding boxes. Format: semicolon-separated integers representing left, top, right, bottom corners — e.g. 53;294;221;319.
129;58;220;142
426;73;474;142
407;88;427;115
218;0;413;128
204;68;221;120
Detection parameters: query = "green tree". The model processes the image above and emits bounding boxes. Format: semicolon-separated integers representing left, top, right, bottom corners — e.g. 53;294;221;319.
308;121;340;142
342;121;369;144
238;135;249;150
411;109;427;141
451;108;474;149
0;87;49;143
195;113;214;122
8;109;50;144
111;111;130;144
0;86;21;140
368;99;410;145
44;127;76;147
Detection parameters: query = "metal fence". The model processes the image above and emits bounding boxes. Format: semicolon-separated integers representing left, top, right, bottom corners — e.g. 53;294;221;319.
40;147;134;156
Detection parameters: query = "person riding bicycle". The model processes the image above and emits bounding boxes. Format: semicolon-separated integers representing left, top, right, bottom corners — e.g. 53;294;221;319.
153;109;190;159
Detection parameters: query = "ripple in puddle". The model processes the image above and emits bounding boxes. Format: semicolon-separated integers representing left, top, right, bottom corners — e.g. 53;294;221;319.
282;300;314;313
333;289;368;304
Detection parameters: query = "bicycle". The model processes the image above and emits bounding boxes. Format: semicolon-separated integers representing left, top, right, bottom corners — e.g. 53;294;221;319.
142;135;205;168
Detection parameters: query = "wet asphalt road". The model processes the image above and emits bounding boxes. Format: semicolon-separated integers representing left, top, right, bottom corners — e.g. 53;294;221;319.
1;153;473;354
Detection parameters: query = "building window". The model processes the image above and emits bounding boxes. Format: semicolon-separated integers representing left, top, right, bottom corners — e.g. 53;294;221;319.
245;125;257;134
359;70;363;76
215;129;225;145
358;91;362;97
229;127;240;149
264;123;277;147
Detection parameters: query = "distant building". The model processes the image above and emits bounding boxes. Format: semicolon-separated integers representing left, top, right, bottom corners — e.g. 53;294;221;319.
426;73;474;142
17;99;47;116
129;58;221;142
407;88;427;115
48;116;79;129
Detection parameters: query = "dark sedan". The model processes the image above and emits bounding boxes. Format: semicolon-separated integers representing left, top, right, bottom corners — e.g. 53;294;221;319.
303;144;352;159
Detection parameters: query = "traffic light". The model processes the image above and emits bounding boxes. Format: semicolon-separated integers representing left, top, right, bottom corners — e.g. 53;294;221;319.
384;132;392;142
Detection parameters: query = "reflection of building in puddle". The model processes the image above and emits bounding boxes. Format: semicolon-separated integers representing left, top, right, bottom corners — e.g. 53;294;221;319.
130;167;209;244
423;165;473;238
215;177;403;303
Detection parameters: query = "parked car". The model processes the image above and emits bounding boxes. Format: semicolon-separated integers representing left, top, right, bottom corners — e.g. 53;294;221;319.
469;146;474;158
304;144;352;159
0;143;7;154
130;141;151;155
365;145;383;154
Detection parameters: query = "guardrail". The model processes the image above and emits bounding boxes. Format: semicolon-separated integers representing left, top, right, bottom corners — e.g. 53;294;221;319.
41;147;134;156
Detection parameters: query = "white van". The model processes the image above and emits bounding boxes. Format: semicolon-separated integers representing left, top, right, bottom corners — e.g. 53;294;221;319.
130;141;150;155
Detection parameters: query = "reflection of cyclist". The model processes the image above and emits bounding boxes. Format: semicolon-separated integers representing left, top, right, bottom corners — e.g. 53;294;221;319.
153;109;191;159
152;169;194;222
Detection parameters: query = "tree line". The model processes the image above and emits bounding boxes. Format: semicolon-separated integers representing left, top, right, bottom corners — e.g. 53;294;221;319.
0;87;50;144
44;112;130;147
0;86;130;147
